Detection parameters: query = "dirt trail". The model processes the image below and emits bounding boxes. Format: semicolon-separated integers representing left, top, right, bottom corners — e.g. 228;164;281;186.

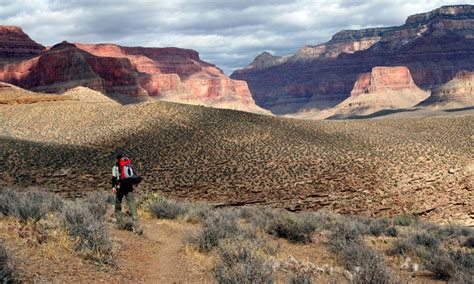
110;217;213;283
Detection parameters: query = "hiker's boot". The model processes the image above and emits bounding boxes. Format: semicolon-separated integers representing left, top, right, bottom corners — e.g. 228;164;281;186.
132;219;143;235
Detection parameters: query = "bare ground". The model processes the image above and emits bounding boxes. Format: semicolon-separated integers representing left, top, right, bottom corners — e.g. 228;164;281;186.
1;99;472;226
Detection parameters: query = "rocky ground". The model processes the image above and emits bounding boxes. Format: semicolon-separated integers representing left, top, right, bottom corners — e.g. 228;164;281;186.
1;94;473;226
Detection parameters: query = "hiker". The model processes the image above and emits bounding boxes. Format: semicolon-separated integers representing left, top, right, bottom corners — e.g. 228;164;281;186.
112;154;142;224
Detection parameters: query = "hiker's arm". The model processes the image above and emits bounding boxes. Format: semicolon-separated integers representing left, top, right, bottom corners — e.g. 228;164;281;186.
111;166;119;189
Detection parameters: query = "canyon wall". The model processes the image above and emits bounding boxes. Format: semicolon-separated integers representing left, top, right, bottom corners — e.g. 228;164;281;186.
231;5;474;114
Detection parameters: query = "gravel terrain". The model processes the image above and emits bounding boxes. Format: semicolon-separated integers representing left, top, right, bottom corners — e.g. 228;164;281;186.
1;95;472;225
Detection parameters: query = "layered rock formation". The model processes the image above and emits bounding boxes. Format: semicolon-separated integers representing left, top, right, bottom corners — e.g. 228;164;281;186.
419;70;474;108
327;67;429;118
0;26;45;63
74;43;267;113
231;5;474;114
0;27;266;114
0;41;145;97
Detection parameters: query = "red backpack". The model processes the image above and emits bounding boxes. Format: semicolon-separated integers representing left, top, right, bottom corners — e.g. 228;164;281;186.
119;157;135;180
118;157;142;185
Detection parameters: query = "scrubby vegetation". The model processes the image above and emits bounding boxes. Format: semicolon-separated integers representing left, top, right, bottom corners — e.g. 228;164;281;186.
0;242;15;283
2;189;473;283
387;219;474;282
0;188;114;267
61;202;113;265
139;193;474;283
0;188;64;223
149;198;189;219
189;210;244;252
266;212;318;244
213;238;275;284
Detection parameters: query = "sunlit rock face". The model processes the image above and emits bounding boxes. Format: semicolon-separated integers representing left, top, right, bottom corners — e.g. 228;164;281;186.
231;5;474;114
0;27;267;114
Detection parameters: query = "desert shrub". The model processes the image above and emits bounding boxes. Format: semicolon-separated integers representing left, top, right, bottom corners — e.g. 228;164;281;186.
329;220;363;250
436;224;473;239
117;216;143;235
0;189;64;222
267;212;318;243
290;271;313;284
136;191;162;210
149;197;189;219
385;226;398;237
393;214;417;227
365;218;392;237
0;242;14;283
16;198;47;222
16;191;55;222
0;189;20;217
388;231;440;257
388;238;415;256
329;220;389;283
84;192;112;220
49;193;65;212
337;242;390;284
86;191;115;205
410;231;440;249
242;207;280;231
212;238;274;284
183;203;212;223
309;211;340;231
61;202;113;265
464;235;474;248
424;249;474;281
189;210;242;252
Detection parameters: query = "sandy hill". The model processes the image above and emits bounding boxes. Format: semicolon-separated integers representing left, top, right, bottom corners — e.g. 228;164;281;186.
1;87;472;226
0;82;70;104
62;86;120;104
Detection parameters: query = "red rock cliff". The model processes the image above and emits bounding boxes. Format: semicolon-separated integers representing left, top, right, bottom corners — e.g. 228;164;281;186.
231;5;474;114
326;66;429;118
0;41;145;96
350;67;420;97
73;43;263;112
0;29;265;113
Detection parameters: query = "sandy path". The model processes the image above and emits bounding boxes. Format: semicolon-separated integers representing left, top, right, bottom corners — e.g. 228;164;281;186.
110;217;213;283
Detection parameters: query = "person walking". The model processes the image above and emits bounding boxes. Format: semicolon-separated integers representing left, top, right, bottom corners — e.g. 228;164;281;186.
112;154;140;225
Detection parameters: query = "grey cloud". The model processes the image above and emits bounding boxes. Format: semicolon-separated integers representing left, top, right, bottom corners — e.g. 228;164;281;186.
0;0;469;74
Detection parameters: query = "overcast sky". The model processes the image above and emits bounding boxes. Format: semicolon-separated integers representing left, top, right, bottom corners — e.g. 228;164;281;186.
0;0;470;74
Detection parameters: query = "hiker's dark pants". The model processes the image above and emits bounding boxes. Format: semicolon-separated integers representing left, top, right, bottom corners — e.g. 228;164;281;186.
115;184;138;222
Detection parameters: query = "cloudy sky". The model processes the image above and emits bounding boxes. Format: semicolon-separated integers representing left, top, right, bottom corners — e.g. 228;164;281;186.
0;0;470;74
